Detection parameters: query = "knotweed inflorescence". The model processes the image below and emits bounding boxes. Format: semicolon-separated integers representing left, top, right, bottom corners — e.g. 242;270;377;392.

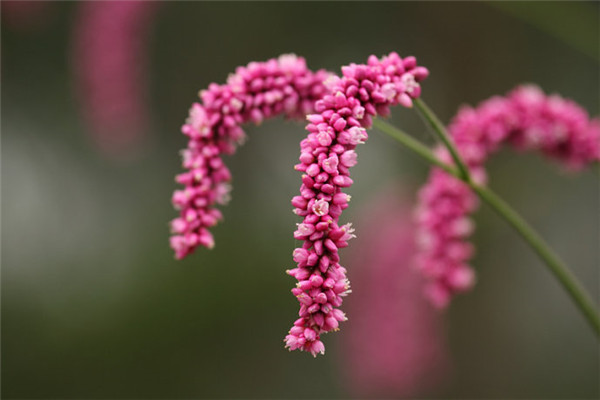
415;85;600;308
285;52;428;355
170;55;330;259
170;53;600;355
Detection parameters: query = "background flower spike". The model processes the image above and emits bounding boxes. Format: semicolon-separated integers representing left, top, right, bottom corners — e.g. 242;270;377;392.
415;85;600;308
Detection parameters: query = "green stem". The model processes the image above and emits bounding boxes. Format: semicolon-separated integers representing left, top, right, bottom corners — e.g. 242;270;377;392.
372;119;455;175
373;118;600;336
414;98;472;181
471;185;600;335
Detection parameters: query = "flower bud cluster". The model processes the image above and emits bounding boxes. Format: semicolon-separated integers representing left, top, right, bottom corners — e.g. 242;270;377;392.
415;85;600;307
170;55;330;259
285;52;429;356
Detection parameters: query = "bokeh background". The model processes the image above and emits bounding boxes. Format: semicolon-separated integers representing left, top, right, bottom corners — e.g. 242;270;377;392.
2;1;598;398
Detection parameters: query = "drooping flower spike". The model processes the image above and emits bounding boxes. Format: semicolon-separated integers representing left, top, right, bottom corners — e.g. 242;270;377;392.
72;1;158;158
170;55;331;259
415;85;600;308
286;52;429;356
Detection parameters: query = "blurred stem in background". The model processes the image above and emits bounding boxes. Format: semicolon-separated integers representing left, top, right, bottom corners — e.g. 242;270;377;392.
488;1;599;63
414;99;471;182
372;117;600;337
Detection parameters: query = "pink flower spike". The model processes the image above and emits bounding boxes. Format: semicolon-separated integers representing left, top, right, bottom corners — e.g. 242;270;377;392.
287;52;429;356
414;85;600;307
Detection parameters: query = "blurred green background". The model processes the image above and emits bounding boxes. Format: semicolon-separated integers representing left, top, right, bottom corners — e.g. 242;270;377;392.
2;1;598;398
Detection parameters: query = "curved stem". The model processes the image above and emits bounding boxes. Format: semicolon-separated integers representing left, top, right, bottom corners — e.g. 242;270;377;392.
373;118;600;336
372;119;454;174
414;98;472;181
471;184;600;335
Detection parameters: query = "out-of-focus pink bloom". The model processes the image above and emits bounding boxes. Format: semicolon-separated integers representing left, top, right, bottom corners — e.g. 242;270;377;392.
286;52;429;356
170;55;331;259
71;1;158;159
339;187;449;398
415;85;600;307
1;0;53;32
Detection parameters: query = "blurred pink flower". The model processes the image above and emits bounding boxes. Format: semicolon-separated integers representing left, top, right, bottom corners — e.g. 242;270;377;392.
415;85;600;307
338;186;449;398
71;0;158;159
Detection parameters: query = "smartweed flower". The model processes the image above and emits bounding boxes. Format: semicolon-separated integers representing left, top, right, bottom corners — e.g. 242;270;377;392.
286;52;429;355
415;85;600;307
170;55;330;259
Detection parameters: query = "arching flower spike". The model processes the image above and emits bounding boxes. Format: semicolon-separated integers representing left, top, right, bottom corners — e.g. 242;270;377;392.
415;85;600;307
170;55;331;259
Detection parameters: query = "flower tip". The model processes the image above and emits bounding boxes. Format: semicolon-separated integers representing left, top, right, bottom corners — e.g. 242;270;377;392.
398;93;414;108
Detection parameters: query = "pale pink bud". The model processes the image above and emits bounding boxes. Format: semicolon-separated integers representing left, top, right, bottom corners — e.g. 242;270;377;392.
325;316;339;330
333;118;347;132
315;293;328;304
348;126;368;144
299;152;313;164
310;274;324;287
307;303;321;314
310;340;325;357
332;175;353;187
291;196;308;209
381;82;397;101
340;150;357;167
294;223;315;239
312;198;330;216
447;266;475;291
304;328;317;341
398;93;413;108
332;192;350;205
322;155;339;174
316;130;333;146
297;293;313;306
306;163;320;177
293;248;309;264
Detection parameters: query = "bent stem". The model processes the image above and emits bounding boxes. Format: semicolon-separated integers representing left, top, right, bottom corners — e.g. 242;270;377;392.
471;184;600;336
414;98;471;181
372;118;600;336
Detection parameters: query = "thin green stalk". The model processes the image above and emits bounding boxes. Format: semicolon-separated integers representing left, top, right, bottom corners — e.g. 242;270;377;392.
373;118;600;336
414;98;471;181
371;119;454;175
471;184;600;335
